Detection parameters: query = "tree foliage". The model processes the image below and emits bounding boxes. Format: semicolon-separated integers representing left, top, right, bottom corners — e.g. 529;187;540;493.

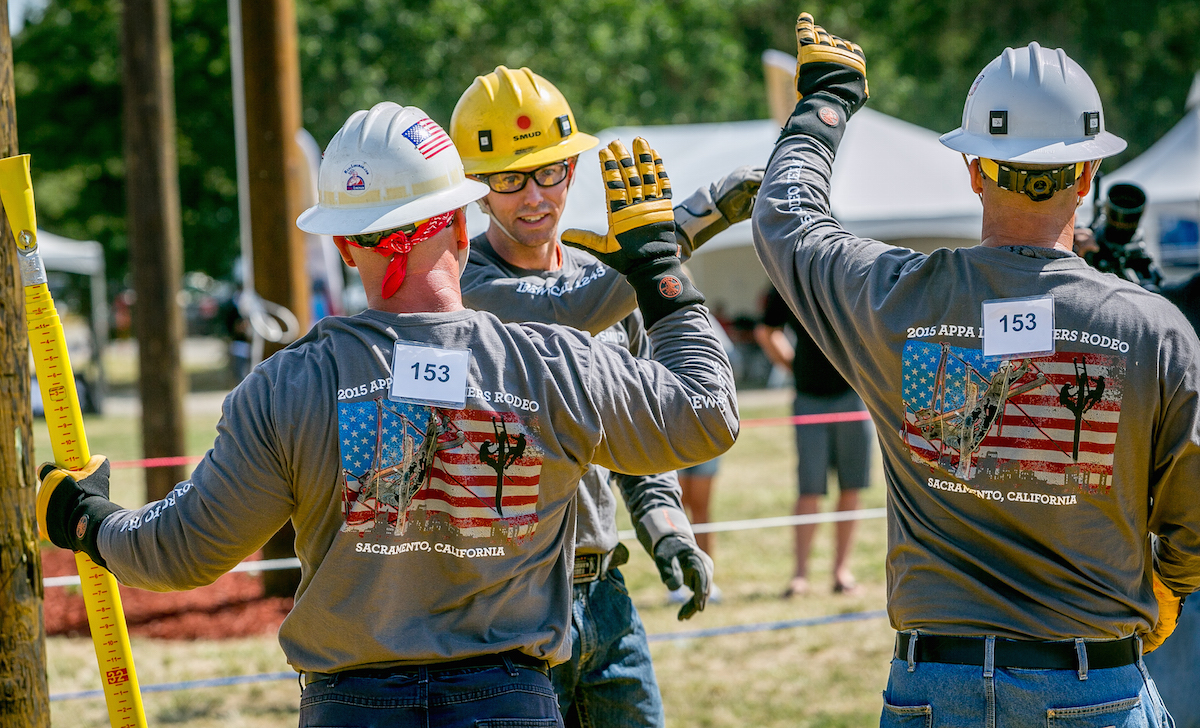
13;0;1200;286
14;0;237;280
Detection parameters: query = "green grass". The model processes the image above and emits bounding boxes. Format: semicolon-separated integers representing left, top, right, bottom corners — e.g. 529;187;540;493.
33;409;225;511
44;393;896;727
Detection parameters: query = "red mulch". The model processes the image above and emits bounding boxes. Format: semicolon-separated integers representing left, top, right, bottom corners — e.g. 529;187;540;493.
42;549;293;641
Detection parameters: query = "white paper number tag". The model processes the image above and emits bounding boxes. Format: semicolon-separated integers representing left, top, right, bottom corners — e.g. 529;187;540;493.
981;295;1055;359
389;341;471;408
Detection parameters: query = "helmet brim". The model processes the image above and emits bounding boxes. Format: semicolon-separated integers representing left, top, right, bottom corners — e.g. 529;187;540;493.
297;179;489;236
939;127;1127;165
462;132;600;175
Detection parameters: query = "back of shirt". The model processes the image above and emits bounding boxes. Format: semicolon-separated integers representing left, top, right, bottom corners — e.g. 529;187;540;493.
99;307;737;672
753;135;1200;641
462;235;683;556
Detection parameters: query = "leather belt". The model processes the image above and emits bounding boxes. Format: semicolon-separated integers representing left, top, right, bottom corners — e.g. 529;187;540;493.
303;650;548;688
573;543;629;584
895;632;1140;670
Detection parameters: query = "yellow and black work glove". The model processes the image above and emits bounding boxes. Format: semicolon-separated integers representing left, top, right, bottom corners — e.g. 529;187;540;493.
562;138;704;328
1143;571;1185;653
37;455;122;569
782;12;869;153
674;166;764;257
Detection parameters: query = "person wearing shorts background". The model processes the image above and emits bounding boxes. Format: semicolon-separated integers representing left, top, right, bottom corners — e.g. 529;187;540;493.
756;284;872;597
670;308;739;605
671;457;722;604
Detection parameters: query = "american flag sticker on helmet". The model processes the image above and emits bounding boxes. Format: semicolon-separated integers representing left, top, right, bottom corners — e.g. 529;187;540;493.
402;118;454;160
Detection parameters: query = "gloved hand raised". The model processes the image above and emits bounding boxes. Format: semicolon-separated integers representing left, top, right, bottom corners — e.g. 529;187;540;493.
37;455;123;568
674;166;764;256
562;138;704;328
782;12;869;153
1143;571;1185;653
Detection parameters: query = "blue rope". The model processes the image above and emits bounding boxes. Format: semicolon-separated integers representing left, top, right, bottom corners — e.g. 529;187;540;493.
647;609;887;642
50;671;298;702
49;610;888;701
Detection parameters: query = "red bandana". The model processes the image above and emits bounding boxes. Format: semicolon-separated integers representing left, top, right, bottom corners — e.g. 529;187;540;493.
336;210;456;299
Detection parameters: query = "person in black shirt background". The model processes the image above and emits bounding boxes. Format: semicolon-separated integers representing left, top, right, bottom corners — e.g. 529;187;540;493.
755;286;874;597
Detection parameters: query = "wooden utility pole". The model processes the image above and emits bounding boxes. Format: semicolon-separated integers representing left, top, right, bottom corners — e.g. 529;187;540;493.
0;1;51;723
237;0;309;595
123;0;188;501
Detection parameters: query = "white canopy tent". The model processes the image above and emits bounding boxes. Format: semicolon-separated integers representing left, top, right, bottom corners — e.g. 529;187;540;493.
1082;72;1200;273
32;229;108;413
557;109;983;248
38;229;108;344
504;109;983;317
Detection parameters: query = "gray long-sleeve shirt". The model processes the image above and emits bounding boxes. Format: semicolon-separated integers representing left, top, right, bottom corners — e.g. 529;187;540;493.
462;235;683;555
753;134;1200;641
99;306;737;671
460;235;638;338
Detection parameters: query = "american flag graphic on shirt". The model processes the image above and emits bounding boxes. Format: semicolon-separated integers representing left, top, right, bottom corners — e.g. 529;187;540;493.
900;341;1124;492
338;398;542;545
401;118;454;160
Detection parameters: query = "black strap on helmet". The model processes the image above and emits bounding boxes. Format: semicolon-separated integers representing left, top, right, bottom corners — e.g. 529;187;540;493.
979;159;1083;202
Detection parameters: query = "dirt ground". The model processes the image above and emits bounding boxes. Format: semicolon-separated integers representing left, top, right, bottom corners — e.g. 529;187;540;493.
42;549;293;640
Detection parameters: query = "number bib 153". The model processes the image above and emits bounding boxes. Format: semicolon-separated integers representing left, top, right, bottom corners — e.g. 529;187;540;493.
981;295;1055;359
389;341;472;408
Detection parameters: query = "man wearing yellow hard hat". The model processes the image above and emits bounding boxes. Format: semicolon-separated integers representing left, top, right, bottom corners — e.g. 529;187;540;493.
450;66;757;726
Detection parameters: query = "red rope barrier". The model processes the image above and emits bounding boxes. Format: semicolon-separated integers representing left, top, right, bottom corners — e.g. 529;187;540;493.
740;410;871;428
110;455;204;470
107;411;873;469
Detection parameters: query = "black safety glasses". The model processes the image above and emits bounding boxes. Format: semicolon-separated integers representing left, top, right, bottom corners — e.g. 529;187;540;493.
473;160;574;194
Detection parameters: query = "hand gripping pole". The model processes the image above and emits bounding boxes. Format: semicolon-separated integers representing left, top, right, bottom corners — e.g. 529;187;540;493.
0;154;148;728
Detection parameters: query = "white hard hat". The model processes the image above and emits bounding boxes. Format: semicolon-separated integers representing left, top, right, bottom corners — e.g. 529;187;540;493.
297;102;488;236
939;42;1126;165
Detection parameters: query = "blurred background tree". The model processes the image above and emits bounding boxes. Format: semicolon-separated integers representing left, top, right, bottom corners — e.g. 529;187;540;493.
12;0;1200;286
14;0;236;282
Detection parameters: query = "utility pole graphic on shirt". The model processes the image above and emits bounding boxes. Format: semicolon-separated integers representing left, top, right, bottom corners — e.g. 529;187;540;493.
1059;357;1106;462
479;417;527;517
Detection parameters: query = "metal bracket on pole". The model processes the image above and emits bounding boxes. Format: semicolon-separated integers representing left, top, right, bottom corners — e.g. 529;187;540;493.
227;0;300;367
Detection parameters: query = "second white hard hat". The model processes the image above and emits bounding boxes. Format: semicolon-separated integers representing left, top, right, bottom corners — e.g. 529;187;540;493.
939;42;1126;165
297;102;489;236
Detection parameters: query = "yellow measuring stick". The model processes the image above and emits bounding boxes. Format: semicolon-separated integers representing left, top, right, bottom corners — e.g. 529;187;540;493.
1;153;148;728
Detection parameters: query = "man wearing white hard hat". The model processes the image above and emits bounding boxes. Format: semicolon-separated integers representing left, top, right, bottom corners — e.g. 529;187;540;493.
751;12;1200;725
35;102;738;726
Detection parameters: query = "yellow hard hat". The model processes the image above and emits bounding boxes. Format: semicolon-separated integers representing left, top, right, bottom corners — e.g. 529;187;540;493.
450;66;599;175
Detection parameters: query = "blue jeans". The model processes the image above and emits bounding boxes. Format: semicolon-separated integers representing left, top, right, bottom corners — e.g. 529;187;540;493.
882;640;1173;727
551;569;664;728
299;657;563;727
